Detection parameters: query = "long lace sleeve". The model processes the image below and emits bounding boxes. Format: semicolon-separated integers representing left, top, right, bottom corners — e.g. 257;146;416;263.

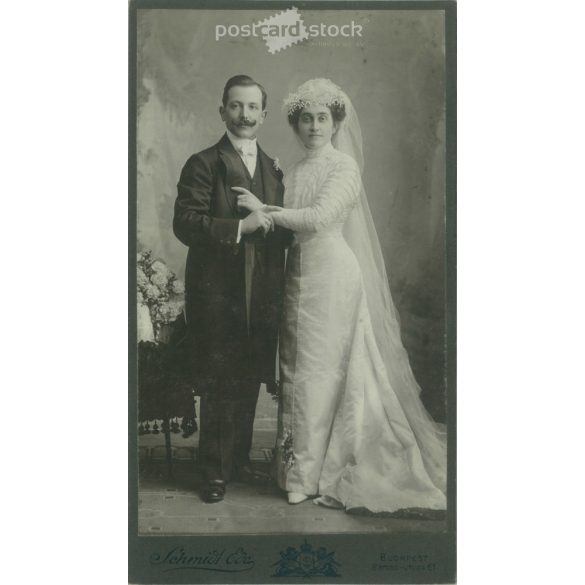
275;156;361;232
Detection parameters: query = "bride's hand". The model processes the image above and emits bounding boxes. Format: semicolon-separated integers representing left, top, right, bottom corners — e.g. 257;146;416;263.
233;187;264;212
263;205;283;213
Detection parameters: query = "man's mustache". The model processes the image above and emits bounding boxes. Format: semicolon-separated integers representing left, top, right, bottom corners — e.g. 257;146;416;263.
236;120;257;127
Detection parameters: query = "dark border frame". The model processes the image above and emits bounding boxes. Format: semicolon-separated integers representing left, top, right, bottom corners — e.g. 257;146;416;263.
129;1;456;582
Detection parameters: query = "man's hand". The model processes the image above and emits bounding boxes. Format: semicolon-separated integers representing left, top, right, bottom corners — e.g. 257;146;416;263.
233;187;264;212
240;209;274;236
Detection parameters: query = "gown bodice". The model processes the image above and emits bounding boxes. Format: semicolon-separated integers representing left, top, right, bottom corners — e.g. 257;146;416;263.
279;142;361;244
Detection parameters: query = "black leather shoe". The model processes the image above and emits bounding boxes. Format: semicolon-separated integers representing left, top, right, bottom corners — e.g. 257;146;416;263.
201;479;226;503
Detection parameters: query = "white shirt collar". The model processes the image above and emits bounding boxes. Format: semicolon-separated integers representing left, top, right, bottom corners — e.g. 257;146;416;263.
226;130;257;156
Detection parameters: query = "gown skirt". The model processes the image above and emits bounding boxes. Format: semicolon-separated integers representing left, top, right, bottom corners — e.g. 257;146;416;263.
274;229;446;513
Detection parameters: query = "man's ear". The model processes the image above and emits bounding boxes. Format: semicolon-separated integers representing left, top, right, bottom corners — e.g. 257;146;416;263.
219;105;226;121
258;110;268;125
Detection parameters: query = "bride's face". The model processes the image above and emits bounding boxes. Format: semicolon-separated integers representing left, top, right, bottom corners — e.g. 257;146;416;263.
296;105;337;150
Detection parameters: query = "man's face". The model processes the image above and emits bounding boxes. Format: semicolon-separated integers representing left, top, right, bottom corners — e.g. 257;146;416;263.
220;85;266;139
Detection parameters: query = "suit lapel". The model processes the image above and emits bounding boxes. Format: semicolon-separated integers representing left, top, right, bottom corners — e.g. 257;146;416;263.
257;146;284;206
218;134;246;216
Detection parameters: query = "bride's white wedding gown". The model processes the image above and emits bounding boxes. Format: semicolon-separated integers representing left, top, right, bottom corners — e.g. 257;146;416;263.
273;142;446;513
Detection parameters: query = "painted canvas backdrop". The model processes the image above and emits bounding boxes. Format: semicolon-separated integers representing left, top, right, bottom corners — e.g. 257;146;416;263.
136;8;447;419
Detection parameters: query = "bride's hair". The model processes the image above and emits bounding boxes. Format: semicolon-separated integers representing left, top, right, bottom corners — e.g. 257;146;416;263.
287;102;347;128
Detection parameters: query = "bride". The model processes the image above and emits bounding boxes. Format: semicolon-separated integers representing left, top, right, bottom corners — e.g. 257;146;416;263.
236;78;446;513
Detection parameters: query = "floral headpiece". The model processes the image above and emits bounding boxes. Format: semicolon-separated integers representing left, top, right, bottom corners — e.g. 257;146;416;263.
283;78;350;117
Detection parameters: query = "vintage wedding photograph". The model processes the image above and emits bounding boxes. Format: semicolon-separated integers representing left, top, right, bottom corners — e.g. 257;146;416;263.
130;2;455;582
8;0;585;584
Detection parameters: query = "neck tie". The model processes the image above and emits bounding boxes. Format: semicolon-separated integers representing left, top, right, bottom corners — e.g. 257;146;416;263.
237;144;256;177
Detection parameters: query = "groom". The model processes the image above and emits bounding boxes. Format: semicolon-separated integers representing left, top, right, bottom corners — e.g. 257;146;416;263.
173;75;289;503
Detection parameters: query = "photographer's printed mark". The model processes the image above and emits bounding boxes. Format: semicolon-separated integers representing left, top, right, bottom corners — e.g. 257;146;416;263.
149;547;255;573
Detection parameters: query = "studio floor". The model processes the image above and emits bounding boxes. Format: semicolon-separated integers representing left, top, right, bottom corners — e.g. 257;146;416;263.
137;389;447;535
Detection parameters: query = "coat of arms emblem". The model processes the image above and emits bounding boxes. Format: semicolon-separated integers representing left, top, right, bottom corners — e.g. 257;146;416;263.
272;540;341;577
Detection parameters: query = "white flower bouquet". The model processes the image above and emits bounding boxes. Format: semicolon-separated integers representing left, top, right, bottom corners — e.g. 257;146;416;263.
137;251;185;342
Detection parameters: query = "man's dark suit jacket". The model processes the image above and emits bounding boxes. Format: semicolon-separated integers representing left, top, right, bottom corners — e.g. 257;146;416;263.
173;133;289;387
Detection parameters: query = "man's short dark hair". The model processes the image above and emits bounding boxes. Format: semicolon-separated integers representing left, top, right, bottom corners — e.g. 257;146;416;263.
222;75;267;110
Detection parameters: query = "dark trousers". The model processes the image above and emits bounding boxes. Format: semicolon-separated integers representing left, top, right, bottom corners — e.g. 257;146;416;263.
198;379;261;481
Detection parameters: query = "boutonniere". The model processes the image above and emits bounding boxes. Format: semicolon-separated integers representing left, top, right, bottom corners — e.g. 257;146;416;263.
273;157;281;172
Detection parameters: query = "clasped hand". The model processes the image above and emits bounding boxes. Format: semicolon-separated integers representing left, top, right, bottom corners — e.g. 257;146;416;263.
233;187;273;235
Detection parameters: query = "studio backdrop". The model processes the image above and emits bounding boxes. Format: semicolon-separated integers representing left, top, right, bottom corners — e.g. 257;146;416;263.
136;8;446;419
